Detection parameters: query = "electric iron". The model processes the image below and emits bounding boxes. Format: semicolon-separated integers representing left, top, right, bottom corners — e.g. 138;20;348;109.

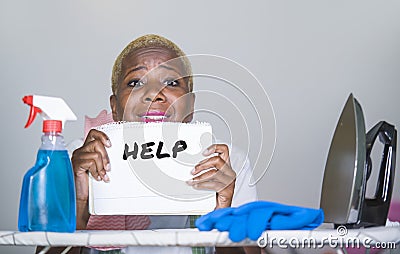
320;93;397;228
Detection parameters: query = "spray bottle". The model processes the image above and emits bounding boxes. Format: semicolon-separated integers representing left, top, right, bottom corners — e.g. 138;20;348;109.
18;95;77;232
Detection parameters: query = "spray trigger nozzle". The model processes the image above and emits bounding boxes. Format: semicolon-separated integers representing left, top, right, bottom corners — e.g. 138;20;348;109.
23;96;43;128
22;95;77;130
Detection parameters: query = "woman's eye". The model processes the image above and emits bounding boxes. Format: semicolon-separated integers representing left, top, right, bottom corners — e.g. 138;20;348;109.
164;79;179;86
127;80;145;88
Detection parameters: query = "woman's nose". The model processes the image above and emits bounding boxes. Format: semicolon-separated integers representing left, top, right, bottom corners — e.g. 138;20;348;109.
142;82;166;103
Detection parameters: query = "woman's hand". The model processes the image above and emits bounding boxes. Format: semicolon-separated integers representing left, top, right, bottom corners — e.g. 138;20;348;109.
187;144;236;209
71;129;111;229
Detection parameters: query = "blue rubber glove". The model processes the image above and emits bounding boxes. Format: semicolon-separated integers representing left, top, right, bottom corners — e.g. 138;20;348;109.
196;201;324;242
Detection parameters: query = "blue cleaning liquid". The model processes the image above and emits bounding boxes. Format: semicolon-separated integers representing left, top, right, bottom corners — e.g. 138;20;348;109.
18;149;76;232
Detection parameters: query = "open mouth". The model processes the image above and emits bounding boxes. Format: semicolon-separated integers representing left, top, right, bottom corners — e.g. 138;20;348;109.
141;111;169;122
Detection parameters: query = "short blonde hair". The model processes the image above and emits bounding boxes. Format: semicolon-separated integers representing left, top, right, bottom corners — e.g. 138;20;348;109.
111;34;193;94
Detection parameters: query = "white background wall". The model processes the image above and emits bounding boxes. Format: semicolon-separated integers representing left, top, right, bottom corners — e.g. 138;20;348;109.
1;1;400;253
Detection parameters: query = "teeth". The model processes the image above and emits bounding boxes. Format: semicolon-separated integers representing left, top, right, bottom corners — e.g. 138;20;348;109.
143;115;166;120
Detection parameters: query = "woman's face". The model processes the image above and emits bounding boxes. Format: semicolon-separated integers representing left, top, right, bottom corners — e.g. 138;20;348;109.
110;47;194;123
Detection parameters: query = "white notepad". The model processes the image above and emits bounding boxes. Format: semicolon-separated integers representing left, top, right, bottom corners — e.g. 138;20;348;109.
89;122;215;215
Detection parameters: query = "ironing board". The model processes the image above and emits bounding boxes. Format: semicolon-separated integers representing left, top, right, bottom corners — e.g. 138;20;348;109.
0;226;399;253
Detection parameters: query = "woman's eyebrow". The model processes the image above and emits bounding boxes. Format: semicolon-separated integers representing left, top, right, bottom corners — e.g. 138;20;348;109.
159;64;182;75
123;64;182;80
123;66;147;79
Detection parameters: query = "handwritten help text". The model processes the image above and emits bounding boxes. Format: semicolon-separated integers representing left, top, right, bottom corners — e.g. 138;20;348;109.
123;140;187;160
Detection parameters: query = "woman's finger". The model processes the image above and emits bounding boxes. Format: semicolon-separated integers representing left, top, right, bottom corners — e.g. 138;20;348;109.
192;169;233;185
72;151;109;182
190;180;227;192
192;156;231;175
202;144;230;163
84;129;111;148
84;139;111;172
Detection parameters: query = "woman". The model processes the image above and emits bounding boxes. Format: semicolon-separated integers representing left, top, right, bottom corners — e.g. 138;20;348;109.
71;34;258;254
